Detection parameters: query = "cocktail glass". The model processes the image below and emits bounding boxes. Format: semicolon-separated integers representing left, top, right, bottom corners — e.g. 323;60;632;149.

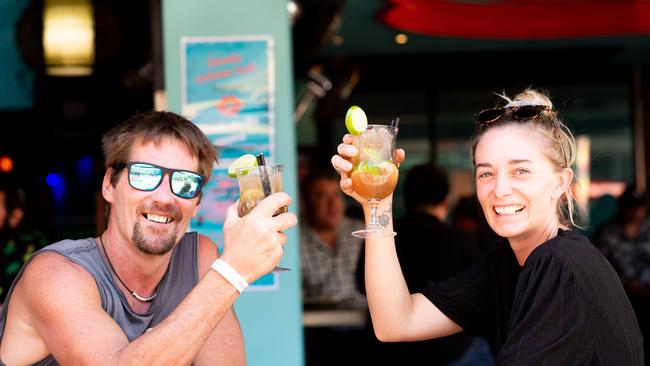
235;164;289;271
350;125;399;238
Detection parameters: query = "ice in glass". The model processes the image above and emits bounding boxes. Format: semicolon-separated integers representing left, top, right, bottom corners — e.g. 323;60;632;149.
236;165;287;217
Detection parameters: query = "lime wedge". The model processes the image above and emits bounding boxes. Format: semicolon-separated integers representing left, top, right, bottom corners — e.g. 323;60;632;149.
345;105;368;135
356;162;380;176
228;154;258;178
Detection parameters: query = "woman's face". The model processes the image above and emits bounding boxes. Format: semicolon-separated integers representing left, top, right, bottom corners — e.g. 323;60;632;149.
474;125;571;245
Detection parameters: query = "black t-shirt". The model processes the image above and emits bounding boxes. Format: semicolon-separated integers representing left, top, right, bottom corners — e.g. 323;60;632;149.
422;229;644;365
395;212;481;293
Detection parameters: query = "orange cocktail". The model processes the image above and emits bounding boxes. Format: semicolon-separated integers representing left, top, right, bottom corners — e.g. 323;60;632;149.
350;124;399;237
351;161;399;200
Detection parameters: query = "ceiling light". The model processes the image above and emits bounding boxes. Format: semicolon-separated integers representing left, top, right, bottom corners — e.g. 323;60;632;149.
43;0;95;76
395;33;408;44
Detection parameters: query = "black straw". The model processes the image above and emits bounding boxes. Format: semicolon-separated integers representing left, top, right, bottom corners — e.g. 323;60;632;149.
256;153;273;197
392;117;400;130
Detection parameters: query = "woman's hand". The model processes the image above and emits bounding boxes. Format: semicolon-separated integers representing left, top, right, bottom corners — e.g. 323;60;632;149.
330;133;405;205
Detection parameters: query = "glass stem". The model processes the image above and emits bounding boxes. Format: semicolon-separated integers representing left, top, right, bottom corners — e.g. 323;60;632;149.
369;200;379;228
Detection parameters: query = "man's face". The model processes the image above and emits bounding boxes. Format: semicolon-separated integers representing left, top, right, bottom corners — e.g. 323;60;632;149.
103;138;200;255
306;178;344;231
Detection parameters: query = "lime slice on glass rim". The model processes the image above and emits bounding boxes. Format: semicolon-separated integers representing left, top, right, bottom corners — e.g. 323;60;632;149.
345;105;368;135
228;154;258;178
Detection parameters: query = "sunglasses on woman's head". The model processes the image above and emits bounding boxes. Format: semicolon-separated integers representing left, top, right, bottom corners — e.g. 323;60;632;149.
474;105;551;127
112;161;204;199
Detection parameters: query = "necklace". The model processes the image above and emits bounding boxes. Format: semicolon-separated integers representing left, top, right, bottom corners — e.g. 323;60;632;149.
98;235;157;302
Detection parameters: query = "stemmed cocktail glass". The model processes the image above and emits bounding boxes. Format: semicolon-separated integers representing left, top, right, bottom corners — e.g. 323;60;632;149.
350;124;399;238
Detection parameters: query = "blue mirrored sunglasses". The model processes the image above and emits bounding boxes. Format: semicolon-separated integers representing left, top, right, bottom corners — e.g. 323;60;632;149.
112;161;204;199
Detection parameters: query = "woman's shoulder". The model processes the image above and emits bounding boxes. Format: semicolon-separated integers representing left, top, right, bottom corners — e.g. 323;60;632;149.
528;230;600;262
525;230;615;282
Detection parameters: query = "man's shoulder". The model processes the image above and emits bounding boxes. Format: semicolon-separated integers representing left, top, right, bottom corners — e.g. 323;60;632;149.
40;237;96;256
12;248;100;308
25;238;99;282
2;250;107;366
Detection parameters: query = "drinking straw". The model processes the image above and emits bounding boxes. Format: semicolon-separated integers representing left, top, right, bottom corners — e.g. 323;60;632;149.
392;117;400;129
256;153;273;197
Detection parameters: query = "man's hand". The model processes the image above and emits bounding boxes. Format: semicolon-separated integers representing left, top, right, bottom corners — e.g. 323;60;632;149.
221;192;297;283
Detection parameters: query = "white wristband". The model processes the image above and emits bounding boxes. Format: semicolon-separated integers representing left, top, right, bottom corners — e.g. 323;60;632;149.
211;259;248;293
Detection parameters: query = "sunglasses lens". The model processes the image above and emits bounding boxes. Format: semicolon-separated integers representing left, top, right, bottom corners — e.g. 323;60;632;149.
171;171;203;198
476;108;506;124
513;105;546;120
129;163;163;191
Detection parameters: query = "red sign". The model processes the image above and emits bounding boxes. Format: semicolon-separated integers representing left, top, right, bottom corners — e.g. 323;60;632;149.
382;0;650;39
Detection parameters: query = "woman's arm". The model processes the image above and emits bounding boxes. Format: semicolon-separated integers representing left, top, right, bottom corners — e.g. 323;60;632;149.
332;134;462;341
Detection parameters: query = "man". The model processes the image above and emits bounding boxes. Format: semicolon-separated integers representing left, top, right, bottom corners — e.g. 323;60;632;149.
300;168;365;308
300;168;367;366
0;111;296;365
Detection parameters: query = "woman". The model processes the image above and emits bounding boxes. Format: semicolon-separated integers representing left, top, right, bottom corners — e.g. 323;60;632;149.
331;89;643;364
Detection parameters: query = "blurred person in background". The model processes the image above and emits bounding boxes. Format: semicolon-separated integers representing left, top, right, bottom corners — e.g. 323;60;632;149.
593;184;650;285
0;180;48;307
300;168;366;309
593;184;650;362
300;167;367;366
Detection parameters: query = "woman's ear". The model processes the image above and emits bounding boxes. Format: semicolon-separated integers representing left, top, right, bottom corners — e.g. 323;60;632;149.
553;167;574;200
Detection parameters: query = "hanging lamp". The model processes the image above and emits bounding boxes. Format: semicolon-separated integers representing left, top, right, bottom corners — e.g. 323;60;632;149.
42;0;95;76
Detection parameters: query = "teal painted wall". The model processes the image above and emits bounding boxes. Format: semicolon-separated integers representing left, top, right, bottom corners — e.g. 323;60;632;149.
0;0;34;110
162;1;303;365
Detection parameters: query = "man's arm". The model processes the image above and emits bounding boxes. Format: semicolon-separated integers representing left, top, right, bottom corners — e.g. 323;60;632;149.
2;250;241;365
195;234;245;365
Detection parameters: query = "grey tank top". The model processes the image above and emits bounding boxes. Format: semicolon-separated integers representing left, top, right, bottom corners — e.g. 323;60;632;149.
0;232;199;366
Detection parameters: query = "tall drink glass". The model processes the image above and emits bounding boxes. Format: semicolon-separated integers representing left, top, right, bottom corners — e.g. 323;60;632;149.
350;125;399;238
235;164;289;271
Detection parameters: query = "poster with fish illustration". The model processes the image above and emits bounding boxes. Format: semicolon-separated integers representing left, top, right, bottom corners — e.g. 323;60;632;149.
181;35;278;290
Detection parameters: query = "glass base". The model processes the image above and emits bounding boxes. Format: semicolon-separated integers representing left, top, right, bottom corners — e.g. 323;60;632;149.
351;228;397;238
